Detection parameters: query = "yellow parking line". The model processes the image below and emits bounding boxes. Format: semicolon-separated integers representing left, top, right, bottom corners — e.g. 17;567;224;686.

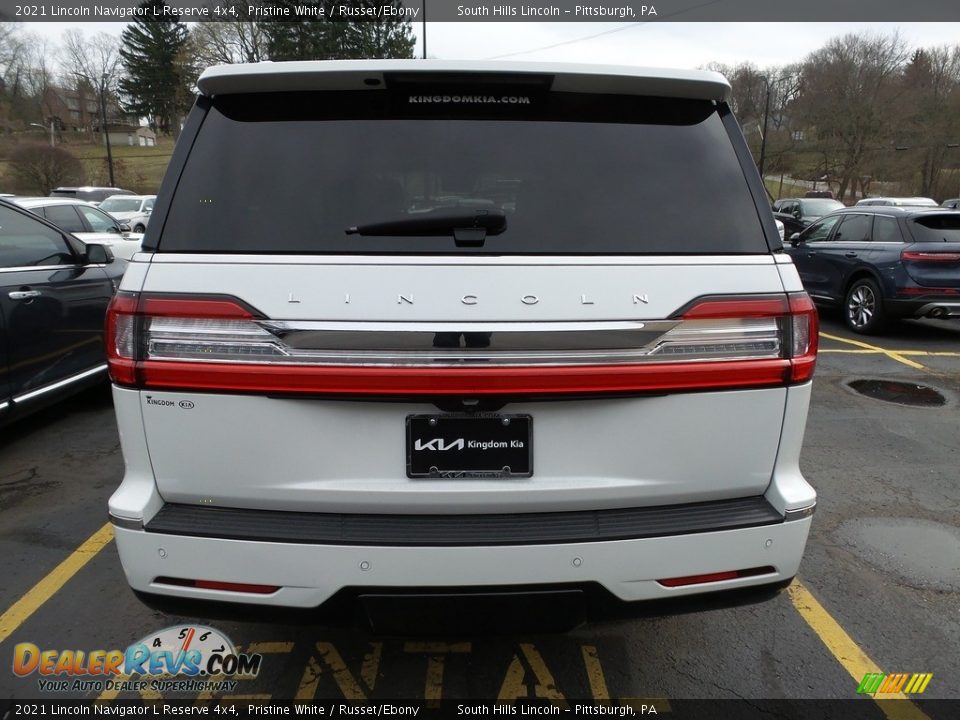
0;523;114;646
787;580;929;720
580;646;610;701
821;348;960;358
819;333;926;370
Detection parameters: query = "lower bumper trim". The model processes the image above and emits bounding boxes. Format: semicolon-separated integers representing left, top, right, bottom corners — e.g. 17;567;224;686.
142;496;783;547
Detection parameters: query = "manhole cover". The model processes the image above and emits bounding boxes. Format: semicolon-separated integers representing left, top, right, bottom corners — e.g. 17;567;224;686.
847;379;946;407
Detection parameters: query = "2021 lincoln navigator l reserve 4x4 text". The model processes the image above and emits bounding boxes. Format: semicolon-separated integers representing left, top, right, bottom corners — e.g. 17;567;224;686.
107;60;818;611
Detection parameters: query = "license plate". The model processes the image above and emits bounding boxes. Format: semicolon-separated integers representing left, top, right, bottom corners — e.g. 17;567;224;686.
406;414;532;478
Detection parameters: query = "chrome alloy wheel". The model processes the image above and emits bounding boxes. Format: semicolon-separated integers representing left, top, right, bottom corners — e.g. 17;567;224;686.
847;284;876;328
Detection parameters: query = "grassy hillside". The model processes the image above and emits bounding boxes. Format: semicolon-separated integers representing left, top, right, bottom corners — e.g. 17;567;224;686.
0;135;175;195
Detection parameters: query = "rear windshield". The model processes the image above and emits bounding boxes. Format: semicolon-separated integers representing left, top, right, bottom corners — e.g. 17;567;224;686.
800;199;843;216
157;90;767;255
910;215;960;242
101;198;141;213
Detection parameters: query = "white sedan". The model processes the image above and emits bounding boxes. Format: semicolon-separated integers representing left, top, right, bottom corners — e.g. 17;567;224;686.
13;197;144;260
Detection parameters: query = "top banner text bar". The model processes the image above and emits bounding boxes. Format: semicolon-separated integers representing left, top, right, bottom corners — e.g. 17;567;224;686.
1;0;959;23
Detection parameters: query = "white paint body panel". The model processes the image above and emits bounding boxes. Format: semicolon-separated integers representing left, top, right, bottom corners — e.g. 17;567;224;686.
197;60;732;102
109;249;816;606
140;388;786;514
139;256;785;322
114;518;812;606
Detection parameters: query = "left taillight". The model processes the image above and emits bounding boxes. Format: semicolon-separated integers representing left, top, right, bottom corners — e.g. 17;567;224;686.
105;291;140;385
106;293;262;387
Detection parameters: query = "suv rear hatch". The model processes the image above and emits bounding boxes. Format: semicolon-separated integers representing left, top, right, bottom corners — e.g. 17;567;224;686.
902;214;960;289
113;63;815;515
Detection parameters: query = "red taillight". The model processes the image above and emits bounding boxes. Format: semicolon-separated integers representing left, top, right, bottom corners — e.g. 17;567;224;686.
136;359;794;395
658;566;775;587
787;292;818;383
681;296;789;319
107;292;818;396
897;286;959;296
682;292;818;384
155;577;279;594
140;296;255;319
105;291;139;385
106;293;259;387
901;250;960;263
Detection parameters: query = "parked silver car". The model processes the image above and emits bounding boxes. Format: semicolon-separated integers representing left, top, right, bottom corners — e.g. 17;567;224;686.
50;186;135;205
15;197;143;260
855;197;938;207
100;195;156;234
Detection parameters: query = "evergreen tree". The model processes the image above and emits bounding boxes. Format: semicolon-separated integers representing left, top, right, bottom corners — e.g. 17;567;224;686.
339;1;416;60
118;0;189;134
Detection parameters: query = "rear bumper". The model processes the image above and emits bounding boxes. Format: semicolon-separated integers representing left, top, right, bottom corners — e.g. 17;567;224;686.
112;514;812;608
136;495;786;546
886;298;960;319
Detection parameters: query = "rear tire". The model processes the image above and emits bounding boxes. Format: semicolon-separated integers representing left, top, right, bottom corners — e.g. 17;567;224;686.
844;278;887;334
133;224;146;233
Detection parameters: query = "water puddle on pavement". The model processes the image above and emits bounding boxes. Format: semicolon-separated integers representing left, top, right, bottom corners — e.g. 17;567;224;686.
847;379;946;407
837;518;960;591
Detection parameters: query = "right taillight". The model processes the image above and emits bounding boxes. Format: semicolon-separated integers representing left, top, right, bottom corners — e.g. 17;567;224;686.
678;292;817;384
786;292;818;383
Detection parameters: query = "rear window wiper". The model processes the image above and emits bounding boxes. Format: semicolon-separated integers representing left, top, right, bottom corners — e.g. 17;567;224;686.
346;209;506;247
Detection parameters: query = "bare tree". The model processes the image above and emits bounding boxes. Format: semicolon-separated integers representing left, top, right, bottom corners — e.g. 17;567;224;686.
190;8;267;67
60;29;123;90
703;61;804;186
895;46;960;197
0;25;54;129
5;144;83;194
0;22;25;85
797;32;910;202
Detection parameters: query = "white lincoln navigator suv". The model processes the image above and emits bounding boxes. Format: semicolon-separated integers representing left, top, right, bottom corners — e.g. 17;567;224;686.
106;61;818;612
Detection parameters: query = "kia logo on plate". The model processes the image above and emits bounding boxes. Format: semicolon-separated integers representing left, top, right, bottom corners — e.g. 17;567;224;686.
414;438;465;451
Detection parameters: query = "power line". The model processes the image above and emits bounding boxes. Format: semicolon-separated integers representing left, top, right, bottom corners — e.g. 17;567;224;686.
483;0;725;61
484;23;645;60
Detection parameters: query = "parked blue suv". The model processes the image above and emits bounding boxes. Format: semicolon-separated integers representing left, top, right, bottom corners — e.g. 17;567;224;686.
785;207;960;334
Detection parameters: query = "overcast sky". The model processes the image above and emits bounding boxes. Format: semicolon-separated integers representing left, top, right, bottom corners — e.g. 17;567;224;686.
21;21;960;69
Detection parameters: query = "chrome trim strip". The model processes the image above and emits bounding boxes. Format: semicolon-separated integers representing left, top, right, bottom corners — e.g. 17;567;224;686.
264;320;661;333
0;264;74;274
149;254;779;267
258;320;681;356
783;504;816;521
0;401;9;412
146;318;784;367
12;364;108;404
109;513;144;531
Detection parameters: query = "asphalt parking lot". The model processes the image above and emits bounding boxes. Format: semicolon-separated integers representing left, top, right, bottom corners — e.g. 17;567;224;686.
1;312;958;713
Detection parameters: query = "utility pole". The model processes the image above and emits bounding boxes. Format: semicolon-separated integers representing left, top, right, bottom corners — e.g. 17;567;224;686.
758;77;771;180
100;73;116;187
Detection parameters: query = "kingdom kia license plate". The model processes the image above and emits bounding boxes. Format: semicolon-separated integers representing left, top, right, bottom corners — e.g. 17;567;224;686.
406;414;533;478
